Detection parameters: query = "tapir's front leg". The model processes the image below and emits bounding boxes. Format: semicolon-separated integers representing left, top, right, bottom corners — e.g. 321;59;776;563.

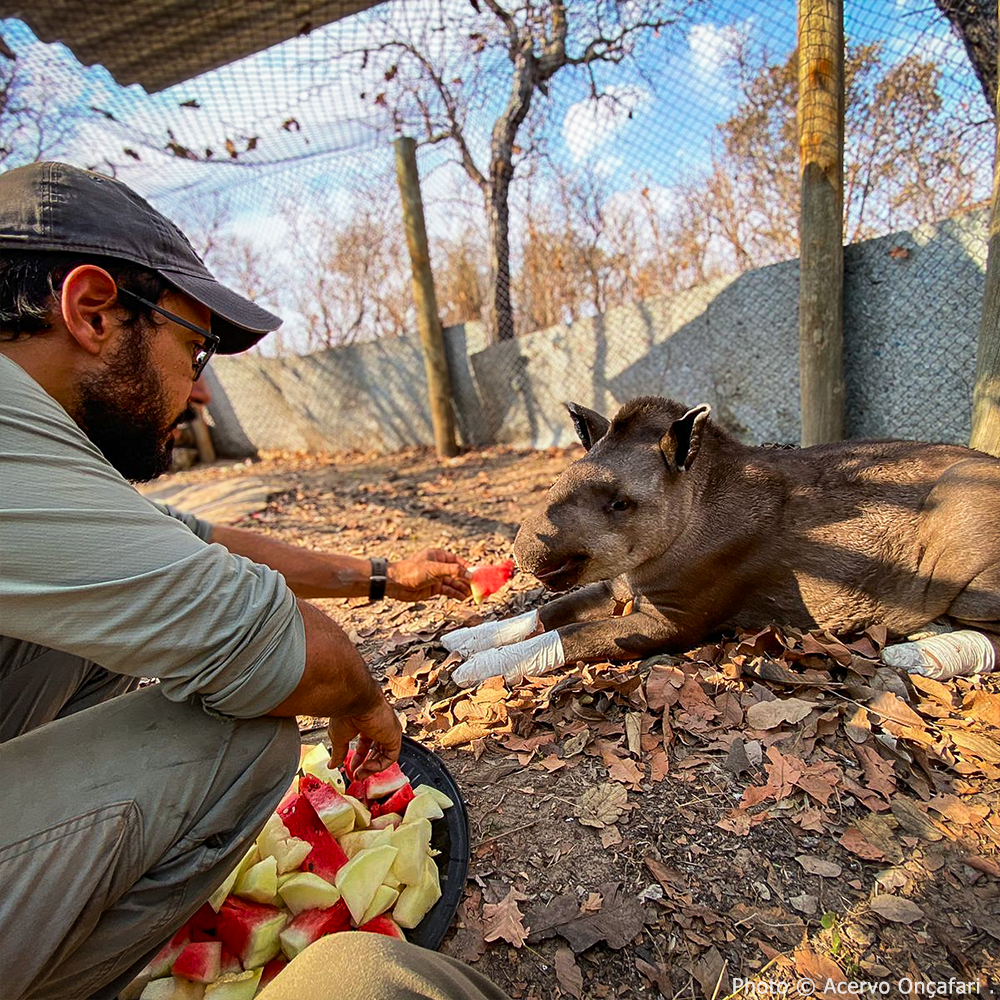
452;597;683;688
442;581;617;657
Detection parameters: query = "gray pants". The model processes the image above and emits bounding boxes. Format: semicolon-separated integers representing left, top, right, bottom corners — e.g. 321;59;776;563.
0;640;300;1000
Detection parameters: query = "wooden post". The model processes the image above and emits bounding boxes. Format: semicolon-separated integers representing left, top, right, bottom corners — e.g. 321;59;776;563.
394;136;459;459
797;0;845;446
970;74;1000;456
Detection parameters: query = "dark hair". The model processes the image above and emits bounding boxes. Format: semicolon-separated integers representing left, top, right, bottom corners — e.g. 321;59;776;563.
0;250;169;340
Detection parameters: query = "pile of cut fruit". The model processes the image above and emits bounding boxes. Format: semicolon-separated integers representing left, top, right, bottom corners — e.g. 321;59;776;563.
125;742;454;1000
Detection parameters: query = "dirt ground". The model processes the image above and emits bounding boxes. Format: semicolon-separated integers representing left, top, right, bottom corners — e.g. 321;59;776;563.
155;443;1000;1000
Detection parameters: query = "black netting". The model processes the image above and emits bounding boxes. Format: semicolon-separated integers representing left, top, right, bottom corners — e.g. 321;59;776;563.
2;0;995;453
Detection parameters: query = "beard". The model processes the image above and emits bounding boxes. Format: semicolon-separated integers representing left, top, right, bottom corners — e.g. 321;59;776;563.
76;327;183;482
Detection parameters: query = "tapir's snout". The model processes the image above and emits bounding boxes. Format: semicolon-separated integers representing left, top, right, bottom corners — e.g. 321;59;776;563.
514;521;590;591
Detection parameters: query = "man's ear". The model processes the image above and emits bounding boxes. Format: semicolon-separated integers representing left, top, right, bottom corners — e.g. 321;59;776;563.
660;404;711;472
60;265;122;356
565;402;611;451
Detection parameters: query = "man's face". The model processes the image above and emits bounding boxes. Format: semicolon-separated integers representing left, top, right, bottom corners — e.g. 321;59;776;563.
76;291;213;482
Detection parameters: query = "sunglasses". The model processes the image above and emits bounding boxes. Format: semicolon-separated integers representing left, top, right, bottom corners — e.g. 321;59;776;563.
117;286;220;380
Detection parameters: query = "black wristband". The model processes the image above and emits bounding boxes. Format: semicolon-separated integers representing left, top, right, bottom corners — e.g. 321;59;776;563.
369;557;388;601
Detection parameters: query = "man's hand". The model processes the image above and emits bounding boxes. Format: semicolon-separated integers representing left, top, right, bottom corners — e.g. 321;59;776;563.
387;548;472;602
328;695;402;781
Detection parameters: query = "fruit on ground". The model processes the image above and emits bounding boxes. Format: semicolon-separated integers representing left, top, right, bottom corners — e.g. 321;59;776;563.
276;871;342;915
392;856;442;929
171;941;221;984
334;843;399;924
216;897;288;969
202;969;261;1000
278;901;351;960
299;773;356;837
470;559;515;604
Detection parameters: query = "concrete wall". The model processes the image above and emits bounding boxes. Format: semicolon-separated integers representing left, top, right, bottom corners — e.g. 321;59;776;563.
207;210;987;457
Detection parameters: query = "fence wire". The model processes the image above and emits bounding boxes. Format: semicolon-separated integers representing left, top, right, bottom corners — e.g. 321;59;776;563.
1;0;996;453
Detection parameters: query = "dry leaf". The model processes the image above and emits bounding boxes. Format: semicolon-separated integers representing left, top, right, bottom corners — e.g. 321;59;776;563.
600;826;623;848
691;945;730;1000
576;782;627;828
581;892;604;913
607;756;644;788
483;886;530;947
554;946;584;999
869;894;924;924
839;826;885;861
796;855;842;878
747;697;817;729
716;809;751;836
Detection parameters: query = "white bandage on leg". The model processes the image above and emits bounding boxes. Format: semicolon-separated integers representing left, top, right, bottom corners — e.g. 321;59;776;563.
452;630;566;689
441;610;540;657
883;629;997;680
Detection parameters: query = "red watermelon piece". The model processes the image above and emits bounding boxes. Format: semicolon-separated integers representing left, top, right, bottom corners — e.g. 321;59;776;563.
216;897;288;969
365;762;408;800
371;782;414;819
470;560;515;605
345;778;368;802
141;927;191;980
299;774;355;836
171;941;221;983
278;792;349;881
359;915;407;940
259;956;288;991
278;901;352;960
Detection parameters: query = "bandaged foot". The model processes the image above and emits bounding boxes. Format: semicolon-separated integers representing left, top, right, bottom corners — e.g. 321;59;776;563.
883;628;997;680
452;630;565;688
441;610;540;657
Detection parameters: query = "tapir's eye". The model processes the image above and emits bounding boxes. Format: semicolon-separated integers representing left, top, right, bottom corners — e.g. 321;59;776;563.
608;498;632;513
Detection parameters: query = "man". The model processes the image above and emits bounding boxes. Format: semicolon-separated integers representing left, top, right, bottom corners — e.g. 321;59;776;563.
0;162;506;1000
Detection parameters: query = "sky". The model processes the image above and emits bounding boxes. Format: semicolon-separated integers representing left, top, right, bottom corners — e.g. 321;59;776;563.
1;0;992;352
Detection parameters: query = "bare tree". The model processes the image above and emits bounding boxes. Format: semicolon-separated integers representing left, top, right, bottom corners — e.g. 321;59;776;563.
933;0;998;117
339;0;692;342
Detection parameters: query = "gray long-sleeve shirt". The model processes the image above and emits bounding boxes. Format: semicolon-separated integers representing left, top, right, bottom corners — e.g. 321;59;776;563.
0;355;305;718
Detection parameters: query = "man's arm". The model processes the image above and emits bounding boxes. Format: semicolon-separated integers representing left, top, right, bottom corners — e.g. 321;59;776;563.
208;524;471;601
267;599;402;778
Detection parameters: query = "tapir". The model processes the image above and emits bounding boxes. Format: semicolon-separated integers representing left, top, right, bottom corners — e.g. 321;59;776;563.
445;396;1000;687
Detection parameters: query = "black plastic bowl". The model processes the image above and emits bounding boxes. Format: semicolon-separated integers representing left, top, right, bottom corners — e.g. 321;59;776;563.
396;735;470;950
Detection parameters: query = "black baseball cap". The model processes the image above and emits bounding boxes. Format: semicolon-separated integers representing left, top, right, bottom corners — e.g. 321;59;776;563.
0;161;281;353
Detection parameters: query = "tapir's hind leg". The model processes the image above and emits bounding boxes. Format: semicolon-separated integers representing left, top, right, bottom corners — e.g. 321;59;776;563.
946;563;1000;632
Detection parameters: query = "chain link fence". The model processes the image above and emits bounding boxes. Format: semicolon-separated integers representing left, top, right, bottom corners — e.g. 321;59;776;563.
2;0;996;453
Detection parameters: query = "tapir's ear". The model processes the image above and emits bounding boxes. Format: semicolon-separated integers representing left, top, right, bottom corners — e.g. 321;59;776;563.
565;402;611;451
660;404;711;472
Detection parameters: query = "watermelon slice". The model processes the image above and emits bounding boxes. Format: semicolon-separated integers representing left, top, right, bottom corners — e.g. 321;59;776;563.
258;956;287;992
277;793;350;881
370;783;414;819
299;774;356;837
470;559;515;605
278;901;351;960
138;978;205;1000
359;915;407;940
171;941;221;984
141;927;191;980
364;762;409;800
216;898;288;969
202;969;261;1000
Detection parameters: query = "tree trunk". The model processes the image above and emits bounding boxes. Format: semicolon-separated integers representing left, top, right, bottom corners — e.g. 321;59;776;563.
970;85;1000;456
485;168;516;341
933;0;997;117
394;137;459;458
797;0;845;446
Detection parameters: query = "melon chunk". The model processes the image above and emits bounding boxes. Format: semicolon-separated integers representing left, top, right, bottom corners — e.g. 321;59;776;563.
337;827;393;860
402;792;444;824
334;844;399;925
389;818;433;885
278;901;351;960
342;793;371;830
140;927;191;980
300;774;356;837
359;884;399;925
413;783;455;811
277;872;342;915
277;793;350;882
369;812;402;831
301;745;347;793
207;844;259;913
139;979;206;1000
171;942;221;984
393;856;442;929
255;814;312;875
233;855;278;906
216;898;288;969
359;915;407;940
202;969;261;1000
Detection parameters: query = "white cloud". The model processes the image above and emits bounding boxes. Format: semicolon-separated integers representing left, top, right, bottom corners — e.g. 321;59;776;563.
687;21;747;76
562;86;648;163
